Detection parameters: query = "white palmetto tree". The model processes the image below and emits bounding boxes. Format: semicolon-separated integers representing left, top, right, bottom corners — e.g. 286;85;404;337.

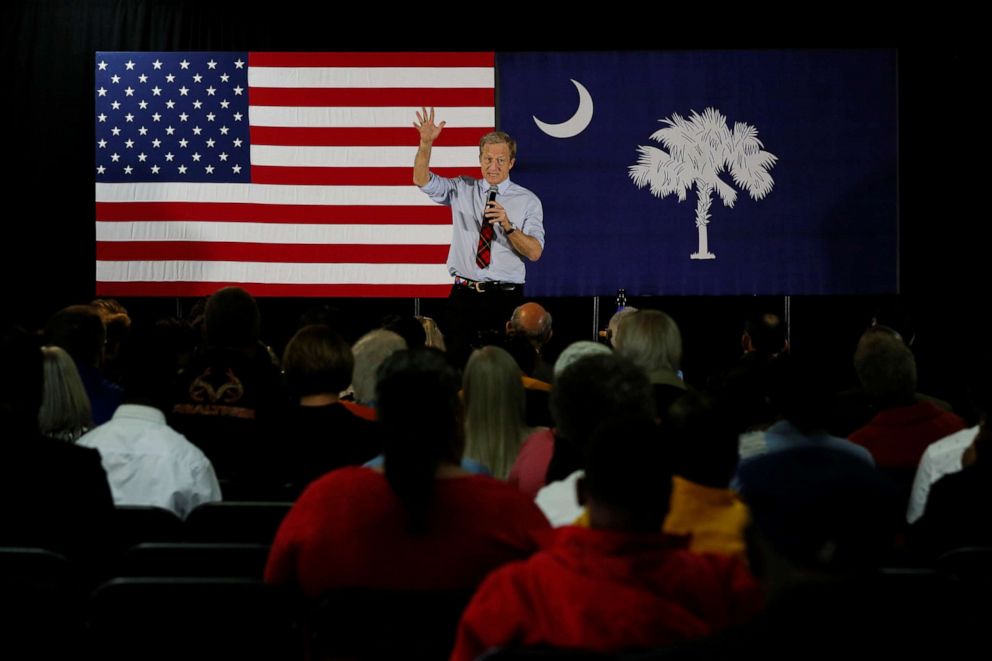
629;107;777;260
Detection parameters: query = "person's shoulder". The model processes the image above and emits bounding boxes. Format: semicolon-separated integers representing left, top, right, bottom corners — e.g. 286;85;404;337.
506;180;540;198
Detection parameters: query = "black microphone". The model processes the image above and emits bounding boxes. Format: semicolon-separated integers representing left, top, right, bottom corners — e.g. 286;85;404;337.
484;186;498;227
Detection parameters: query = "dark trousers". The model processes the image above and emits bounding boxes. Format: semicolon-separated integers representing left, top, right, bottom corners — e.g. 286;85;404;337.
444;283;523;369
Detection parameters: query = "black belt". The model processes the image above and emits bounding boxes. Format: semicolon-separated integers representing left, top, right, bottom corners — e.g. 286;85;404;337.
454;276;523;293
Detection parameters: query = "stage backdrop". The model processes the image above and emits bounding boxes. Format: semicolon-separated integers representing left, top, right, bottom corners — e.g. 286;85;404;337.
95;50;897;298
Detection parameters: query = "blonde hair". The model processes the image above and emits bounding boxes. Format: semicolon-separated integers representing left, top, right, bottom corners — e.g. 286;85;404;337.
462;346;529;479
613;309;682;373
416;316;446;351
38;346;92;442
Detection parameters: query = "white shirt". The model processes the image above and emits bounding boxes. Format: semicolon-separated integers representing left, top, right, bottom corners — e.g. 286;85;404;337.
77;404;222;519
906;425;978;524
534;470;584;527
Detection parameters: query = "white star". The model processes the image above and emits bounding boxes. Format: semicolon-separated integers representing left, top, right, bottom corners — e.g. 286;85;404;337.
220;100;230;109
165;100;175;109
206;113;215;122
152;113;161;122
111;126;121;136
218;152;228;161
165;73;175;83
152;59;162;70
178;138;188;148
151;165;160;174
111;74;120;84
152;86;162;96
138;100;148;109
220;74;230;83
98;60;108;71
138;152;147;162
97;139;107;148
97;165;106;174
165;126;175;135
219;126;229;135
124;165;133;174
124;139;134;148
110;153;120;162
206;86;216;96
207;60;217;69
232;138;242;147
138;126;148;135
179;86;189;96
97;113;107;122
111;101;121;110
152;139;161;148
192;100;203;109
193;74;202;83
165;152;174;161
234;59;245;69
124;86;134;96
232;164;242;173
179;60;190;70
178;165;187;174
232;112;243;121
97;87;107;97
232;86;244;96
192;152;201;162
124;113;134;122
138;74;148;83
192;126;202;135
125;60;135;70
179;113;189;122
205;138;215;147
205;165;214;174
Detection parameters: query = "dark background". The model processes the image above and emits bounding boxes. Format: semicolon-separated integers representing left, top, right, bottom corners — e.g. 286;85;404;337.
1;2;978;411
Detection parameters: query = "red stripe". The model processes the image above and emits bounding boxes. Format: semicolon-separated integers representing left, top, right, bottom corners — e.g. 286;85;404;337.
252;166;477;186
96;203;452;225
96;242;448;264
95;281;454;298
248;52;494;68
249;126;491;147
248;87;493;107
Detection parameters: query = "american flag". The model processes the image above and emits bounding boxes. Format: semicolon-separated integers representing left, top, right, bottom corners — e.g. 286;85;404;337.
94;52;495;297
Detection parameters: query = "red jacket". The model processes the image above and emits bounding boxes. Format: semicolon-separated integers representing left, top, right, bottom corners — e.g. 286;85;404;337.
450;526;763;661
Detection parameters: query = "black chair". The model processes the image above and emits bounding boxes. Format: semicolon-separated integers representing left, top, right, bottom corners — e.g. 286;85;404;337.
113;505;184;550
184;501;292;543
118;542;271;579
87;577;303;661
308;587;474;661
0;547;82;660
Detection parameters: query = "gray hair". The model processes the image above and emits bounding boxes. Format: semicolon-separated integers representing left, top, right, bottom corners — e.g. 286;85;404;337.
38;346;92;442
553;341;612;379
613;309;682;373
350;330;407;406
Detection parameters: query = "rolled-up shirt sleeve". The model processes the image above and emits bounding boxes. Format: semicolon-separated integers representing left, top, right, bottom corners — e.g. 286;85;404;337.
418;172;456;205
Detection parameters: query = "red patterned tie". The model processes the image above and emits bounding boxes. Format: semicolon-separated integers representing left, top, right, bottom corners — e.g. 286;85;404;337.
476;186;497;268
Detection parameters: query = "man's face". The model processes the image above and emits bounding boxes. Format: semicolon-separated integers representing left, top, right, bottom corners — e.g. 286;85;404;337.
480;142;515;186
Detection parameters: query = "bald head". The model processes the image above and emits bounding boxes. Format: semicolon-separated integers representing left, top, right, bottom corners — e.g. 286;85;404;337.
507;302;552;348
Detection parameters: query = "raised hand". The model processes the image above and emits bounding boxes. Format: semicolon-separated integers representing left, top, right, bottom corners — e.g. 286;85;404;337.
414;106;446;145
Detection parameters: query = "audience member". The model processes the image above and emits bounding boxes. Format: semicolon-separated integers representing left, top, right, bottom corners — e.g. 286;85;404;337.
38;345;92;442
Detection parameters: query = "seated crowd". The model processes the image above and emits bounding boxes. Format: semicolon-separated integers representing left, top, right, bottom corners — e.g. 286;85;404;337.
1;287;987;659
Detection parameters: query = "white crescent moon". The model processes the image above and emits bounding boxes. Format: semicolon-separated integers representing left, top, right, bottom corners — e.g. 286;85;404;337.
533;79;594;139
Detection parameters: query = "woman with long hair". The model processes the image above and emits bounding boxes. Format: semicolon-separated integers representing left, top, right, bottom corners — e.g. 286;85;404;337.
39;345;93;442
462;345;532;479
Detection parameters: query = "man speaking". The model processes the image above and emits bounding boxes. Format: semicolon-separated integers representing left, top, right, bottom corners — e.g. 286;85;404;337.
413;107;545;366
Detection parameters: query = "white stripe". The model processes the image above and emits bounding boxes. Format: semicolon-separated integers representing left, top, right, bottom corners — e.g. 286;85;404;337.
97;221;452;245
248;106;494;128
248;67;494;89
250;145;478;168
96;182;446;206
96;261;452;285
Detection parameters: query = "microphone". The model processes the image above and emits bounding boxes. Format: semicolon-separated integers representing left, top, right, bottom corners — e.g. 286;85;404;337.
484;186;498;227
